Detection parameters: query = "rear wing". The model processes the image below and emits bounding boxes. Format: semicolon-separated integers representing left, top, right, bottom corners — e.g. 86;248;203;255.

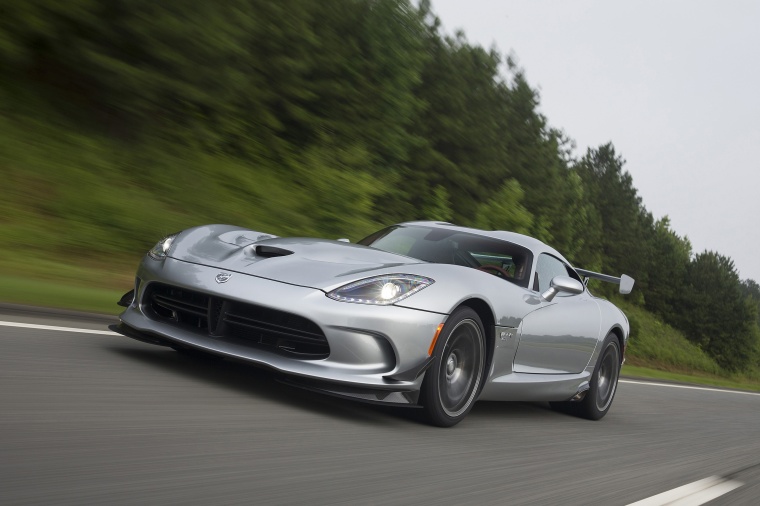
575;268;635;295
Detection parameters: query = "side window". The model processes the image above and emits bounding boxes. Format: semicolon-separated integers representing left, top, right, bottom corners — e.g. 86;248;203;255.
535;254;575;292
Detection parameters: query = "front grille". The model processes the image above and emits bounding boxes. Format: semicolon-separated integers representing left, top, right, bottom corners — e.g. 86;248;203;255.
144;283;329;359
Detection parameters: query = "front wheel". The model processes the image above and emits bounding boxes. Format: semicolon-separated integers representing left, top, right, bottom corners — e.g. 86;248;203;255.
420;307;486;427
551;333;621;420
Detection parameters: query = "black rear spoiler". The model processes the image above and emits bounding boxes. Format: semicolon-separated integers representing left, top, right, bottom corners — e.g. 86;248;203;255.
575;268;635;294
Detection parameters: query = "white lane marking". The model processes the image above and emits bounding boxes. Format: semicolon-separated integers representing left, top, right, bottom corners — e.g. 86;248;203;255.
620;379;760;397
0;320;117;336
627;475;743;505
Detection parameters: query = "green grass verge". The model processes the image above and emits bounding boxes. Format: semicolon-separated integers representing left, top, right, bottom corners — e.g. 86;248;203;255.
0;275;124;315
622;364;760;393
617;298;723;375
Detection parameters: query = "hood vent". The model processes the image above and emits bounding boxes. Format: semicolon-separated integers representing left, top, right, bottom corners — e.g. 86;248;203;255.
255;245;294;258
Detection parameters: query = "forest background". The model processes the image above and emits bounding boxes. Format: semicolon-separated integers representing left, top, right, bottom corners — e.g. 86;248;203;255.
1;0;758;383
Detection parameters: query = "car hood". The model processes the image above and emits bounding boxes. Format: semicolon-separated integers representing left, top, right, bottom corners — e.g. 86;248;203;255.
168;225;423;291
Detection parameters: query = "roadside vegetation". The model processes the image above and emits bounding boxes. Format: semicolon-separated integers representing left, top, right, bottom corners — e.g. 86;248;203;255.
619;300;760;390
1;0;758;386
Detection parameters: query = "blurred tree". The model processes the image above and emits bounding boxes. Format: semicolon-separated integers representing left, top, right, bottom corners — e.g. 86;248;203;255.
552;168;602;270
574;144;651;299
287;144;385;239
395;16;510;222
741;279;760;326
421;185;454;222
672;252;758;371
643;217;692;317
473;179;536;236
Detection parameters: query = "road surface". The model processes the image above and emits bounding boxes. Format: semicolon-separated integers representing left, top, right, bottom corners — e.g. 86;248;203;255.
1;305;758;505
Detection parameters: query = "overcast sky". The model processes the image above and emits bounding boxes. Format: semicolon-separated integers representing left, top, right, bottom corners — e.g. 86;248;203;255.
432;0;760;283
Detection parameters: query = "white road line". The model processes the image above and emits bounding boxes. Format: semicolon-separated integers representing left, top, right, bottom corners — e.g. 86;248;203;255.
619;379;760;397
627;475;743;505
0;320;118;336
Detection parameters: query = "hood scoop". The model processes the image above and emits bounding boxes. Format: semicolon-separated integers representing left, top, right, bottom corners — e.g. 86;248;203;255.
255;245;293;258
170;226;424;291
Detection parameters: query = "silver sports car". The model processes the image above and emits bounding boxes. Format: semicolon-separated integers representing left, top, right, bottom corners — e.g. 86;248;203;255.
114;221;634;426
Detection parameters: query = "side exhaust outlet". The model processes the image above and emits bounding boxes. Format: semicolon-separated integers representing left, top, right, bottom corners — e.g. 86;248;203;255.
570;383;590;402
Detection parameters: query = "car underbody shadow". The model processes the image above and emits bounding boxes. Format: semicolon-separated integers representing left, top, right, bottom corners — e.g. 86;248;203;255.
105;339;576;428
469;400;558;419
105;342;415;427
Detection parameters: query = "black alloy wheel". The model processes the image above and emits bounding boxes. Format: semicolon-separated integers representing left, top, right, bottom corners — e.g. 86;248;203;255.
420;307;486;427
550;333;621;420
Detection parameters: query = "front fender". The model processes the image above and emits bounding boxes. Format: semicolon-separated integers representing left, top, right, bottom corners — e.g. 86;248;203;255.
393;264;529;327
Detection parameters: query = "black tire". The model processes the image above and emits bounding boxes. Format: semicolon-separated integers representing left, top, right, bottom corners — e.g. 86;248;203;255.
550;333;621;420
420;307;486;427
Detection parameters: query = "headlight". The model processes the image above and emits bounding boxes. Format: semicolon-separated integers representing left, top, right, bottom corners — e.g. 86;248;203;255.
148;234;177;260
327;274;434;305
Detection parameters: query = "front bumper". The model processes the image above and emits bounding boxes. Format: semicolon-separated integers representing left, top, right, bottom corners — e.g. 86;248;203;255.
119;257;446;393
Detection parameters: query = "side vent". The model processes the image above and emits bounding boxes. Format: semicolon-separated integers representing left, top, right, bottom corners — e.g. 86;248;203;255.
255;245;294;258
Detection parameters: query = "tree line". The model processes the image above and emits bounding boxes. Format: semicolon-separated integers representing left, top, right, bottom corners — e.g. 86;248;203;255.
1;0;757;371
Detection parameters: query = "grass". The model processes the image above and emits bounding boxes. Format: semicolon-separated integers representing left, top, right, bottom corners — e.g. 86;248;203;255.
0;249;134;315
615;298;760;390
615;298;723;375
0;275;125;315
621;364;760;393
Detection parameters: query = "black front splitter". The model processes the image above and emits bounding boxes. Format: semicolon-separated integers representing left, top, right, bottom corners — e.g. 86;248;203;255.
109;322;173;347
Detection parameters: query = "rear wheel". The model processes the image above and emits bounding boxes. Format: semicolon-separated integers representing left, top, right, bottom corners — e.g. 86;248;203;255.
551;333;621;420
420;307;485;427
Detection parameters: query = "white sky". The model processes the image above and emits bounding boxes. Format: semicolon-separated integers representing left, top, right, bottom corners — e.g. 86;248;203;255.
431;0;760;283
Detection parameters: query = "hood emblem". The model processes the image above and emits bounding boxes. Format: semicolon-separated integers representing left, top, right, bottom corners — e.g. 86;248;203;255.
215;272;232;284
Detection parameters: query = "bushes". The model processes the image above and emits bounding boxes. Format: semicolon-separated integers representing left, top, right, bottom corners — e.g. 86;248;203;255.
622;300;722;375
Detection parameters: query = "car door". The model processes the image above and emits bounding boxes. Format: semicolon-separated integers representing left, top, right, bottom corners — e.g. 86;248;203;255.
512;253;601;374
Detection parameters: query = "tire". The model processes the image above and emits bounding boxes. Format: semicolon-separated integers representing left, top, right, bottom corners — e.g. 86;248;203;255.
551;333;621;420
420;307;486;427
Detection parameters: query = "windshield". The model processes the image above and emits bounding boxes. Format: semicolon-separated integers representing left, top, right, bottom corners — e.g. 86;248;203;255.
359;225;533;288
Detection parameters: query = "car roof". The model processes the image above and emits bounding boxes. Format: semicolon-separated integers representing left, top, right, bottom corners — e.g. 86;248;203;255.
397;221;572;266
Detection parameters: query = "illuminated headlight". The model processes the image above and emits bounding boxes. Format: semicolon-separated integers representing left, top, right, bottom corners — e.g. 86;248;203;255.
327;274;434;305
148;234;177;260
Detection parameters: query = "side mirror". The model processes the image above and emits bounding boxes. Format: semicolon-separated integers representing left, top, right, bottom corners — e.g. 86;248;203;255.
337;238;350;243
541;275;584;302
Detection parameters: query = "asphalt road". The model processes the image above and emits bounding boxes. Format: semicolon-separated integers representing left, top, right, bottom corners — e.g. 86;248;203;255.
2;306;759;505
